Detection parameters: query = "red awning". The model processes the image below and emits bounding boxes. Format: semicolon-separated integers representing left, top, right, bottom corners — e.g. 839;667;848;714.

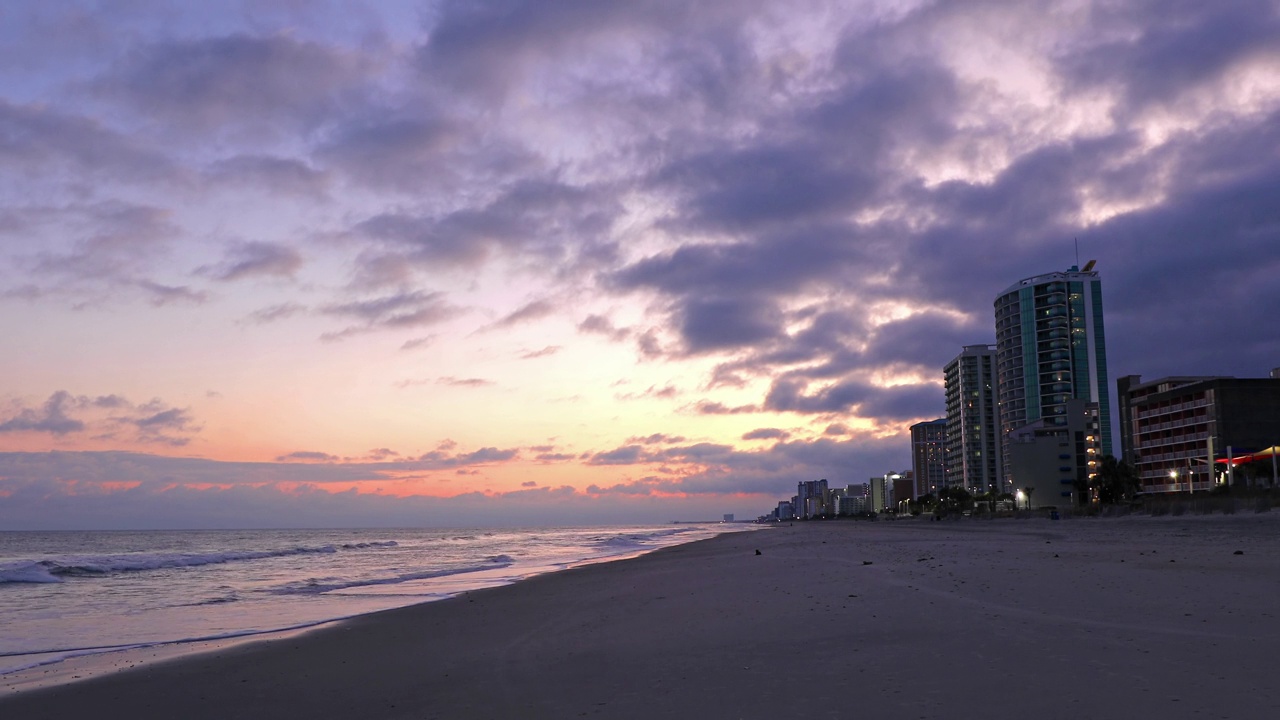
1215;446;1280;465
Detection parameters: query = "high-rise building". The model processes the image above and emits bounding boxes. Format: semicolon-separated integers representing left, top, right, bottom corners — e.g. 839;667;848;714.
868;475;890;513
909;418;947;497
994;262;1111;489
943;344;1002;494
795;479;829;519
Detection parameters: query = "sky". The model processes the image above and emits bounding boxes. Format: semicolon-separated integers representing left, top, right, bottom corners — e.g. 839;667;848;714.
2;0;1279;529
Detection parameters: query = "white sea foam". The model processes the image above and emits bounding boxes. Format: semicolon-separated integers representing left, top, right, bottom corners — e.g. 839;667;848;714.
268;561;516;595
0;542;399;584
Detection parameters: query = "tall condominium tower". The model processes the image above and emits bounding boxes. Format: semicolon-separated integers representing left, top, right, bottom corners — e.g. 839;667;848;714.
909;418;947;497
994;263;1111;487
943;344;1002;493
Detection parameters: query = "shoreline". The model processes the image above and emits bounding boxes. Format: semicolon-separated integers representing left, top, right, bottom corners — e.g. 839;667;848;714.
3;514;1279;719
0;524;759;695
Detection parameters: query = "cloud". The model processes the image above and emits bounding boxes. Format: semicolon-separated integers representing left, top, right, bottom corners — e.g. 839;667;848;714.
587;445;647;466
487;299;556;331
451;447;519;464
763;376;941;421
276;451;341;463
345;179;621;285
0;391;85;435
0;422;909;527
616;385;679;401
135;280;207;306
436;377;494;388
242;302;307;325
0;99;172;181
400;335;437;351
626;433;687;445
690;400;757;415
91;33;368;133
742;428;789;441
578;314;630;342
27;202;177;282
197;241;303;282
0;443;524;489
676;296;785;354
520;345;561;359
131;407;198;445
205;155;330;198
1057;1;1280;116
320;290;463;340
0;392;199;445
316;114;473;195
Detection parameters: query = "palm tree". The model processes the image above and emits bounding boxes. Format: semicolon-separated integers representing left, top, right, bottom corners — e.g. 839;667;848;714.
1094;455;1139;504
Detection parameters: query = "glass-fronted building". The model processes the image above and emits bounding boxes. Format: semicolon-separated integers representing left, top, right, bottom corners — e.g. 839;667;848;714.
994;264;1110;488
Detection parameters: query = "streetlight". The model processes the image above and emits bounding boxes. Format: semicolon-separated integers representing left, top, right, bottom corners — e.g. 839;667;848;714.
1169;469;1179;493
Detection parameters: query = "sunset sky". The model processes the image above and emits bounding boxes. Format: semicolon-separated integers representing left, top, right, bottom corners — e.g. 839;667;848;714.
2;0;1278;528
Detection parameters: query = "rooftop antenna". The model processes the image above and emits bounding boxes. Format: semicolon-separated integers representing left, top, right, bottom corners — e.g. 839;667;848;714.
1074;237;1079;267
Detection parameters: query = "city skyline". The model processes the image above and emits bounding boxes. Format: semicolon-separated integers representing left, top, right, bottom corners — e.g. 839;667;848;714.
2;1;1279;528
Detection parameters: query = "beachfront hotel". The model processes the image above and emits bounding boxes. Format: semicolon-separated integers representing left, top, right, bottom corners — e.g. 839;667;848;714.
994;262;1111;491
795;478;830;519
1117;372;1280;493
909;418;947;497
943;344;1002;494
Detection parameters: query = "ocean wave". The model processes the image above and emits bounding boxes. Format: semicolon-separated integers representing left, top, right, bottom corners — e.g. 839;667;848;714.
594;528;685;549
0;561;62;584
270;561;514;595
0;541;399;584
339;541;399;549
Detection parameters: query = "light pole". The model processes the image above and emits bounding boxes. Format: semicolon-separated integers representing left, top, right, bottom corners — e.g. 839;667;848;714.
1169;469;1180;494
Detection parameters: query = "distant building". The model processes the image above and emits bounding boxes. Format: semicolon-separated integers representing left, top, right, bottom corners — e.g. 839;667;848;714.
943;344;1002;494
870;473;907;512
833;484;870;516
869;476;887;513
910;419;947;497
776;500;795;520
892;474;914;507
835;494;869;516
796;479;830;519
1117;374;1280;493
722;514;734;523
995;263;1111;489
1007;399;1102;508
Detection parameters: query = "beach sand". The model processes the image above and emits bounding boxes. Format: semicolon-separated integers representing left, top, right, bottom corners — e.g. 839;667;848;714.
3;514;1279;719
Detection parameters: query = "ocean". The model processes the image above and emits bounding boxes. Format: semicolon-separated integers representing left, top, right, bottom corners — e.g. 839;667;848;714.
0;524;752;676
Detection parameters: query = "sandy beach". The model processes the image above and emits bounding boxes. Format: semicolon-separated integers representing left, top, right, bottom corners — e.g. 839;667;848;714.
3;514;1279;719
